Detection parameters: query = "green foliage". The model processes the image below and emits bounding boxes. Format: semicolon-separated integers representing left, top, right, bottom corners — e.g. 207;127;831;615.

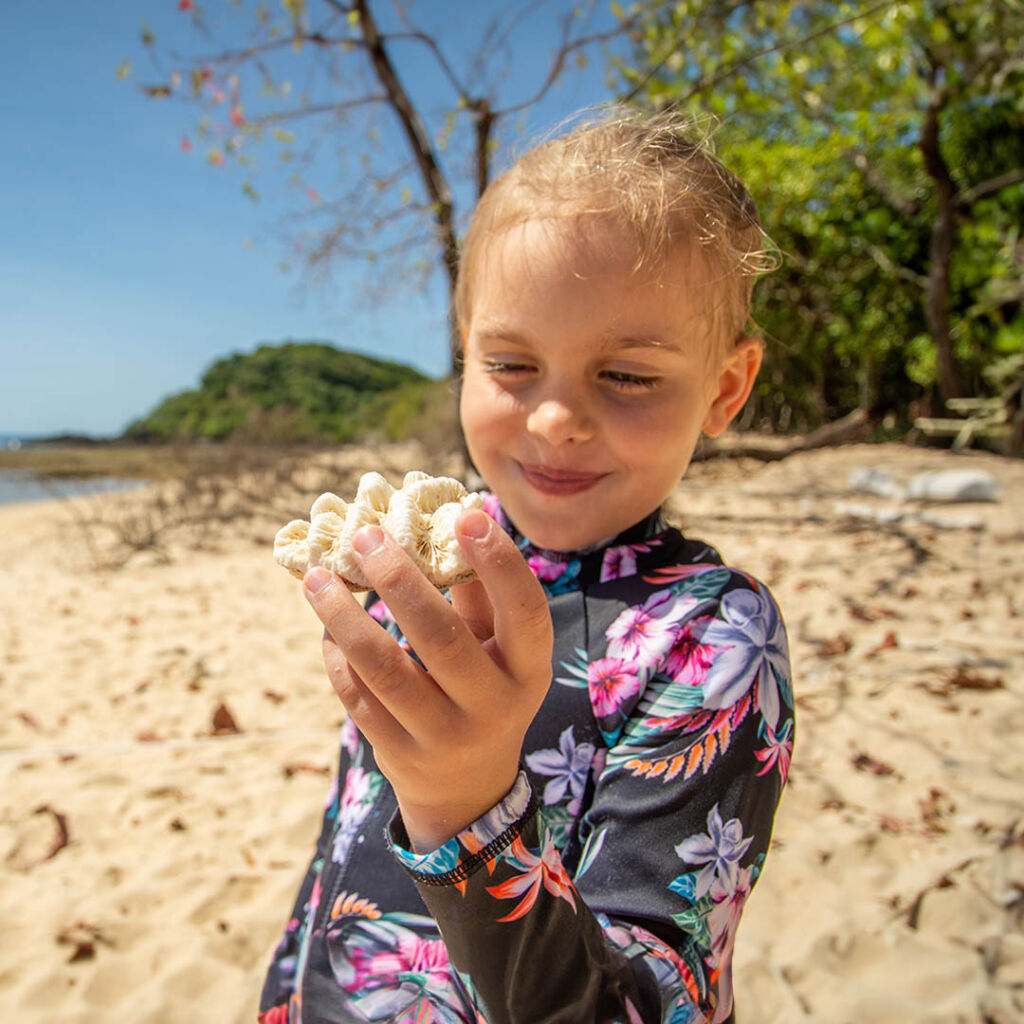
123;341;441;444
616;0;1024;429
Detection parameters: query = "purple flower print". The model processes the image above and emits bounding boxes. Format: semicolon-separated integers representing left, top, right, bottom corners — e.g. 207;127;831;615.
674;803;753;900
332;765;384;865
606;591;695;669
327;913;475;1023
587;657;643;719
525;726;596;815
692;589;790;728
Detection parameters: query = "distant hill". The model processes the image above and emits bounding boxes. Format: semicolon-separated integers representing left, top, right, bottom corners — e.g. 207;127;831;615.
124;341;447;444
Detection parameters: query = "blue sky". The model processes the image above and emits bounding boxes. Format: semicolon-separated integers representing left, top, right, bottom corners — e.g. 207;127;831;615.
0;1;625;437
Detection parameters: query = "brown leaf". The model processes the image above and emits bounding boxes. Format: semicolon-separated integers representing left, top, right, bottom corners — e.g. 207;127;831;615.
919;787;955;834
851;750;897;777
867;630;899;656
56;922;110;964
33;805;70;865
283;761;331;779
211;702;241;735
818;633;853;657
944;666;1003;692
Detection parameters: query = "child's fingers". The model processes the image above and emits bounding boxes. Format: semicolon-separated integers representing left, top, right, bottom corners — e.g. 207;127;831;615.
320;634;411;755
448;578;494;642
305;564;457;738
345;525;504;701
454;510;553;689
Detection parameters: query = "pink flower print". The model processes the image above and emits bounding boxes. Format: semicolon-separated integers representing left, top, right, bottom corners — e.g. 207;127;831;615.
662;619;716;688
363;933;450;980
487;833;577;922
340;715;360;756
754;719;793;784
588;657;643;719
529;554;570;581
705;866;753;1022
606;591;693;668
482;493;502;521
367;599;392;625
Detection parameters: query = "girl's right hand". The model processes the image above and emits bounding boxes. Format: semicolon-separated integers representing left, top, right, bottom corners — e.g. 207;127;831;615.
303;508;553;852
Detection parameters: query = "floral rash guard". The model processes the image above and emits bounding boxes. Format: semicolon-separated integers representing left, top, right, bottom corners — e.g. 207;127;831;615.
259;497;794;1024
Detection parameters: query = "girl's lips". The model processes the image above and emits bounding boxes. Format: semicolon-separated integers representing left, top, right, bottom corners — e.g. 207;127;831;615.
518;463;606;496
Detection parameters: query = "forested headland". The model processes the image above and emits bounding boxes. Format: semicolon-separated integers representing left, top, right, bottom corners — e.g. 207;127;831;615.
122;341;449;446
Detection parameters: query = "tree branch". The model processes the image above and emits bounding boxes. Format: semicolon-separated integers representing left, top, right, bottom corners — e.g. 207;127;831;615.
956;168;1024;209
620;0;896;106
846;149;921;218
348;0;459;300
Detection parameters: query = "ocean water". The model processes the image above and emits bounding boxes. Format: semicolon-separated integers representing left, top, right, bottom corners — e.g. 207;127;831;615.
0;434;148;508
0;469;146;508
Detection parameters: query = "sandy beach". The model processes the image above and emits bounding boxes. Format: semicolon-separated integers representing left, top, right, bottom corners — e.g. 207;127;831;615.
2;441;1021;1023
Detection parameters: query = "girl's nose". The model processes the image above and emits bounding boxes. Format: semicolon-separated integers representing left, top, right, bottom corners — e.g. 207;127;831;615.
526;396;595;446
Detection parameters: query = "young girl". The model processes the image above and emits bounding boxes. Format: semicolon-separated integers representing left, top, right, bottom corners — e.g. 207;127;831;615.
260;108;794;1024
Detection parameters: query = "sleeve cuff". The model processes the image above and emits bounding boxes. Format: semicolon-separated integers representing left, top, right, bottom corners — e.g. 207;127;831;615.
388;770;535;883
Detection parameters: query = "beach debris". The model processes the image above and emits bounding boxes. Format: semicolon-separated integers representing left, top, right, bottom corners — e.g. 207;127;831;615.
211;701;241;735
56;921;112;964
818;632;853;657
274;470;485;591
847;466;1000;504
848;467;904;499
906;469;1000;503
5;804;71;872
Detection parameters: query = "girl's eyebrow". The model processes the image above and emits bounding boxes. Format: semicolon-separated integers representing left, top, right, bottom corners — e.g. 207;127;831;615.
470;322;685;355
600;333;683;354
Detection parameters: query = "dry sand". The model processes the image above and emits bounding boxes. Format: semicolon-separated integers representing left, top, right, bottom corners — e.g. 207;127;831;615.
1;442;1021;1023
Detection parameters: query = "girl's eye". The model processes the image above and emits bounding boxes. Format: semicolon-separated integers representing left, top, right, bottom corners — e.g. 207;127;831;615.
602;369;660;391
484;360;535;377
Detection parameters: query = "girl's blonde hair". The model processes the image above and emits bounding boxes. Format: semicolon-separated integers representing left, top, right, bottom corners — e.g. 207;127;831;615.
454;107;776;361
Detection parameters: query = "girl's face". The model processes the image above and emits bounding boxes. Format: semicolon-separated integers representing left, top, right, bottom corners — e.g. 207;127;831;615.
459;217;760;552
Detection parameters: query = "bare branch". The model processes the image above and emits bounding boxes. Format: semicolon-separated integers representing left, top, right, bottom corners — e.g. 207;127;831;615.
498;11;648;116
956;168;1024;209
865;243;928;290
246;94;387;127
846;149;921;218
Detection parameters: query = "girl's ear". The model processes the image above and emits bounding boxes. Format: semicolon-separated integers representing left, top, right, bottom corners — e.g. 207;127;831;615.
702;337;763;438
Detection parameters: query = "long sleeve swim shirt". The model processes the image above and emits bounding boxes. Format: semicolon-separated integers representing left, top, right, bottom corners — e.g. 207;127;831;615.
259;497;794;1024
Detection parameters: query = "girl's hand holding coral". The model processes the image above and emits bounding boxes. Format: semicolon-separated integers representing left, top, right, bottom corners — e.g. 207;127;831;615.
302;507;553;853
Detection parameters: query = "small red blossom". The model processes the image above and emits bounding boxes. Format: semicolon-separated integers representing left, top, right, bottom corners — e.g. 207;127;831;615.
230;105;245;126
178;1;194;11
257;1006;288;1024
487;833;577;922
180;136;193;153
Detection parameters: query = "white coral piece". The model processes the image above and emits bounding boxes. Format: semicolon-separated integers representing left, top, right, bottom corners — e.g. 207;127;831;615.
273;471;485;591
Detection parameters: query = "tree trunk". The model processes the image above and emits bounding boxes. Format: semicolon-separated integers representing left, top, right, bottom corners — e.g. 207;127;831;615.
353;0;459;314
918;81;964;402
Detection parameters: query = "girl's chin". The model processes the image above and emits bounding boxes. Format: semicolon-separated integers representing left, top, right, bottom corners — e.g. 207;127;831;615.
510;517;611;553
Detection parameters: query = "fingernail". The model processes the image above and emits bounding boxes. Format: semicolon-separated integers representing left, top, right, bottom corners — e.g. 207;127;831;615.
459;509;491;540
352;524;385;557
304;566;333;596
